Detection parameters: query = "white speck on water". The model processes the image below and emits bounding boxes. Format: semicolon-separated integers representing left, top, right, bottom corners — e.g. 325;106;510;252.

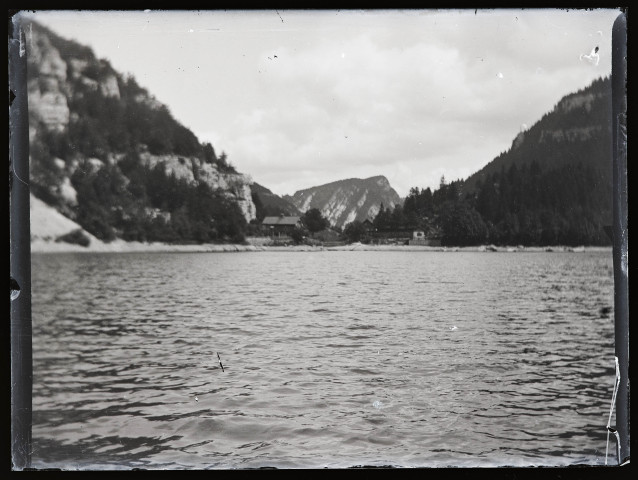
373;400;384;409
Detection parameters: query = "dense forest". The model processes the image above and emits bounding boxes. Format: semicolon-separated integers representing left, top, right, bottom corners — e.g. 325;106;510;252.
31;122;247;244
341;160;610;247
68;152;247;244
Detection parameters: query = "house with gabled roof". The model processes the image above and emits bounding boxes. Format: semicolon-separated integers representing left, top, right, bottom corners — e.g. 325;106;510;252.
262;215;302;236
361;218;375;231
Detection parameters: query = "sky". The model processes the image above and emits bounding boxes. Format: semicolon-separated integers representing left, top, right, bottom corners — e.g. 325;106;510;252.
20;8;620;197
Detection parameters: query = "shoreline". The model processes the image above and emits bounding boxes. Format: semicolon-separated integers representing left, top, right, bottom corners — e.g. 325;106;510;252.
30;239;612;254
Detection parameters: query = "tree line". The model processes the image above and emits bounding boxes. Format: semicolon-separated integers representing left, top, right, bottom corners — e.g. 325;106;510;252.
341;160;611;246
67;152;248;244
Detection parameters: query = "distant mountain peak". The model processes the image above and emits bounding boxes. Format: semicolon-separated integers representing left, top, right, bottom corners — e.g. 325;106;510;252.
288;176;402;229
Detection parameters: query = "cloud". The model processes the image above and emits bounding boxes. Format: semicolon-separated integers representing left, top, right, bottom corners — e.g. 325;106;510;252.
220;34;490;195
29;9;619;197
219;17;614;196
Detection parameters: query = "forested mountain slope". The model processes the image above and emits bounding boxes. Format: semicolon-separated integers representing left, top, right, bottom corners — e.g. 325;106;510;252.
381;77;613;246
23;19;256;244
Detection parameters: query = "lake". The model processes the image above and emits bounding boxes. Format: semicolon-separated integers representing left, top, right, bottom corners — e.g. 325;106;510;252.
30;250;617;469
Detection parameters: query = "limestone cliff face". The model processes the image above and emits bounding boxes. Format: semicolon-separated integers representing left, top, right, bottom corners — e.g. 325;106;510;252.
288;176;402;229
558;91;600;113
534;89;607;145
538;126;602;143
26;24;70;133
22;19;256;242
138;151;257;222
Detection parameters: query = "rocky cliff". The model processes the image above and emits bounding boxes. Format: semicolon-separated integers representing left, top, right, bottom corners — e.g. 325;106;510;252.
286;176;402;229
22;20;256;244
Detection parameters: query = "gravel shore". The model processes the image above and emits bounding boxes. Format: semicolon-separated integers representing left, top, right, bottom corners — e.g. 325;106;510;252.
30;239;611;254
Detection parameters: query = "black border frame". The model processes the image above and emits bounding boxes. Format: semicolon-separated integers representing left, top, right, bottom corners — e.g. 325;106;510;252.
8;8;629;473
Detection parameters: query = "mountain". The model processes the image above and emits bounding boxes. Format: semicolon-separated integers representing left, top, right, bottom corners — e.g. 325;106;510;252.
399;76;614;246
286;176;402;229
250;182;302;220
464;76;613;246
21;19;257;245
463;76;612;199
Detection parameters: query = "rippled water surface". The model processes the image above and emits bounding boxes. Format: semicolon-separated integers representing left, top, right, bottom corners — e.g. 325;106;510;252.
31;250;616;469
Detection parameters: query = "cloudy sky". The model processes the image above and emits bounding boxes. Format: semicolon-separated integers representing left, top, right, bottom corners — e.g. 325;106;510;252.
22;9;620;197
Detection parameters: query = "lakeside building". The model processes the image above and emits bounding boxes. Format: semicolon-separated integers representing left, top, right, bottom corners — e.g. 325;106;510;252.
262;215;302;237
361;219;375;232
409;230;441;246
